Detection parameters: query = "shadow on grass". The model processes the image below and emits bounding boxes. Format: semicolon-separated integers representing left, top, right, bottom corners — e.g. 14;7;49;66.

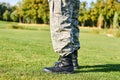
75;64;120;73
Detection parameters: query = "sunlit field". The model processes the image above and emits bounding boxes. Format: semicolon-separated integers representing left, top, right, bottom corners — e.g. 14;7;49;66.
0;21;120;80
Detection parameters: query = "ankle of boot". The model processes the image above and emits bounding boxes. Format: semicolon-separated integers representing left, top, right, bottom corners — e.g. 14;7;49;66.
61;54;73;66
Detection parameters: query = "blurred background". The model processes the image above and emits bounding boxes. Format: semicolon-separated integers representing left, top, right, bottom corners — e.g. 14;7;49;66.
0;0;120;29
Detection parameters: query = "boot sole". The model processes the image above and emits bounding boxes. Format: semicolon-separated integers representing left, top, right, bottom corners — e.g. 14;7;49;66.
43;68;74;74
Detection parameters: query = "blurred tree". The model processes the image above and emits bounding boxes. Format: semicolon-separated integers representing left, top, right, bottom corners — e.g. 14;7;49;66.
0;2;7;20
97;14;104;29
87;0;119;28
3;10;10;21
10;10;19;22
104;0;116;28
113;12;119;29
79;2;87;26
38;0;49;24
21;0;49;24
15;2;23;23
0;0;119;26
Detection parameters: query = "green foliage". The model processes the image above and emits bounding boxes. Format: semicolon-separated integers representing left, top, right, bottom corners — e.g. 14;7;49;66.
113;12;119;29
10;11;19;22
0;2;14;21
21;0;49;24
0;2;8;20
0;0;49;24
15;2;23;23
79;2;87;26
3;10;10;21
0;0;120;27
79;0;120;28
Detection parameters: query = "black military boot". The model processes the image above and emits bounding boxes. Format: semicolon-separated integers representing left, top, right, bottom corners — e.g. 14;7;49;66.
43;54;74;74
72;50;79;69
58;50;79;69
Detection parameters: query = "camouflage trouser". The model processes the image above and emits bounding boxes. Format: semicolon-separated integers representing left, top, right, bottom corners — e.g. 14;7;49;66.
49;0;80;56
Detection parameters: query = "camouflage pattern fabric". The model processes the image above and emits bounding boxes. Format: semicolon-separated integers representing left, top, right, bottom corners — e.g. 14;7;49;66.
49;0;80;56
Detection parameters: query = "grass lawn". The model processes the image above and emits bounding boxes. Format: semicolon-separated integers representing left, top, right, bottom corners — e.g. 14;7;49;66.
0;21;120;80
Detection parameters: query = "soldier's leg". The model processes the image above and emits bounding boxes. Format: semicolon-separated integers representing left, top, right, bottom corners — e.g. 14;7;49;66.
58;0;80;68
72;0;80;50
50;0;75;56
43;0;74;73
71;0;80;69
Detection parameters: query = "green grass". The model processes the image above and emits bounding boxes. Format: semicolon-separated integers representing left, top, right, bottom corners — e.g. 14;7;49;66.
0;21;120;80
0;21;17;29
